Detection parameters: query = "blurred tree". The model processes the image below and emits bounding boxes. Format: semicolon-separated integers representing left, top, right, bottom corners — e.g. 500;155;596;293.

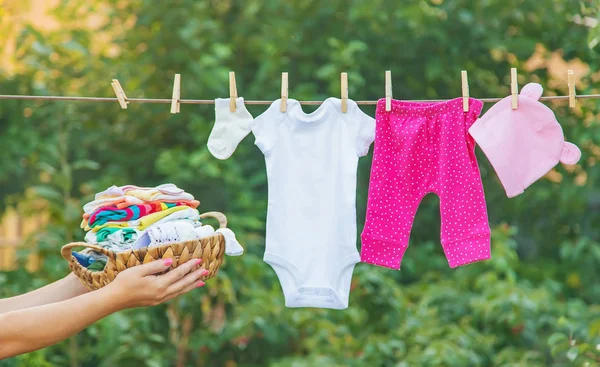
0;0;598;366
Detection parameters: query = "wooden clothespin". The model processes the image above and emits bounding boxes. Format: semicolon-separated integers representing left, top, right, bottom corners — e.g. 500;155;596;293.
229;71;238;112
385;70;392;112
510;68;518;110
567;70;576;108
111;79;128;109
461;70;469;112
341;72;348;113
170;74;181;114
281;72;288;113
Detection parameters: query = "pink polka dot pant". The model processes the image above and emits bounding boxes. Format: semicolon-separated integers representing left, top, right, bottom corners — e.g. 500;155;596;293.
361;98;491;269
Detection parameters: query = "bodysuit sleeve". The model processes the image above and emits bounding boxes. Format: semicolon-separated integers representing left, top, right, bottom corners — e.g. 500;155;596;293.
348;100;376;157
251;100;282;155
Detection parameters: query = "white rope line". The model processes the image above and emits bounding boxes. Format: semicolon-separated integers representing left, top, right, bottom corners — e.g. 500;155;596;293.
0;94;598;105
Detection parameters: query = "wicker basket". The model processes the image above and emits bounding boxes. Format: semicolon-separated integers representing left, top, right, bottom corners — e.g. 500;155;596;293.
61;212;227;290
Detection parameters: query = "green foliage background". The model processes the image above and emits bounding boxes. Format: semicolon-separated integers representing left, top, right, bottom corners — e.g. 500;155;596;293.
0;1;599;366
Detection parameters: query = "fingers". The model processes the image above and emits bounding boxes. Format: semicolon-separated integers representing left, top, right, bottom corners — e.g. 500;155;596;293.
136;258;174;276
165;267;209;296
159;258;202;284
174;276;206;298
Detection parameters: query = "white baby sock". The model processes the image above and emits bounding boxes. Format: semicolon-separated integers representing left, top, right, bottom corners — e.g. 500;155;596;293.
130;222;245;256
216;228;244;256
195;224;215;239
207;98;253;160
193;225;244;256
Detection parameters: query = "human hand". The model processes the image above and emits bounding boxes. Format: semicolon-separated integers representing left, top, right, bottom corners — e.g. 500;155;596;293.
104;258;208;309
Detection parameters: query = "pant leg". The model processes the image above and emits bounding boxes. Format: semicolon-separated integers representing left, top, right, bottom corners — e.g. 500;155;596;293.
436;110;491;268
361;188;423;269
360;101;427;270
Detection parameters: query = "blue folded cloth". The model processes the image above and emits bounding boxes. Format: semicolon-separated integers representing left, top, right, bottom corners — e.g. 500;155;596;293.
72;251;94;267
72;250;108;271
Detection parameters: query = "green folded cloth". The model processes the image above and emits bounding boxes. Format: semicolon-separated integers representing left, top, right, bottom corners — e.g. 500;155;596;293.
87;259;107;271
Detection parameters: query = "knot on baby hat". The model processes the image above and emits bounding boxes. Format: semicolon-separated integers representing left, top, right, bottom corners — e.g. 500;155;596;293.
468;82;581;198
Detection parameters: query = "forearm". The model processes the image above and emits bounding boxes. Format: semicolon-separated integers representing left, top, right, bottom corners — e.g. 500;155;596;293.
0;273;89;314
0;286;122;359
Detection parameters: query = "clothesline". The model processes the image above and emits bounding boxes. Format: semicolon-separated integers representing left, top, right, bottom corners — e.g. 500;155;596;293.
1;94;600;105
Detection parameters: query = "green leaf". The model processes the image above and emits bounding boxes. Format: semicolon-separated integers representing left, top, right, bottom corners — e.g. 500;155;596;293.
30;185;62;202
566;346;579;361
548;332;567;346
72;159;100;171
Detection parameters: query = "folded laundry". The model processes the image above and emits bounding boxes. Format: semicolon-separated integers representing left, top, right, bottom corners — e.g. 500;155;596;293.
84;227;139;252
80;199;200;228
72;251;95;267
95;183;186;200
94;183;194;203
84;208;202;252
90;206;198;232
134;207;201;231
78;184;242;266
87;259;106;271
83;192;199;216
133;220;199;249
114;199;199;210
72;249;109;271
83;196;145;215
132;221;243;256
95;227;138;243
88;201;188;227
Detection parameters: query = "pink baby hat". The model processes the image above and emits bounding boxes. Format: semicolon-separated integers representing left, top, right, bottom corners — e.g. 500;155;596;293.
469;83;581;198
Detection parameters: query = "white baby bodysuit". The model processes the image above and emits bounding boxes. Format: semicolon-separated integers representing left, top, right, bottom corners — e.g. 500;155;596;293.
252;97;375;309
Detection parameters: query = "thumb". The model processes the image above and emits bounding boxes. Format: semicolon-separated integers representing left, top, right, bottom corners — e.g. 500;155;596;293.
136;258;174;276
